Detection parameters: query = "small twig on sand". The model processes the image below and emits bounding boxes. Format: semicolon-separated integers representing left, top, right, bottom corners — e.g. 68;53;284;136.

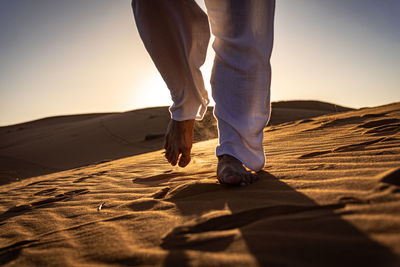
97;202;105;211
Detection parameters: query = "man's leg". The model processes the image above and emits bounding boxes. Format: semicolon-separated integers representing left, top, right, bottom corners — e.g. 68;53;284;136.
205;0;275;184
132;0;210;167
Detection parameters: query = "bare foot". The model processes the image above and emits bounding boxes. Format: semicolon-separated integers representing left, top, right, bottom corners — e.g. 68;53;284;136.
164;119;195;167
217;155;258;186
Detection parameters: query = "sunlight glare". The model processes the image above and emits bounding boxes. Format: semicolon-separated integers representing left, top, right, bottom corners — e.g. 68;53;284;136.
133;74;173;109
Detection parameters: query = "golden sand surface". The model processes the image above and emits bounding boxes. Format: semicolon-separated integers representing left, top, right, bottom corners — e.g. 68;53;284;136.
0;101;350;184
0;102;399;266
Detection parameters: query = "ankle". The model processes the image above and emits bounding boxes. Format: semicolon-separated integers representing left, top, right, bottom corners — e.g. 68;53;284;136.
172;119;194;125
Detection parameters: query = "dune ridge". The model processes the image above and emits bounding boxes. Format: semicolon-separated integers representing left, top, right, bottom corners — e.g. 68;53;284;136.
0;100;351;185
0;102;399;266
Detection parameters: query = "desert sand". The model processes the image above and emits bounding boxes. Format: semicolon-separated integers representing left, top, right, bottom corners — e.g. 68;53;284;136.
0;101;399;266
0;101;351;185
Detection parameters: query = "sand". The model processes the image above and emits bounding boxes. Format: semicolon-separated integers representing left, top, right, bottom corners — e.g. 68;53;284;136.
0;101;399;266
0;101;350;185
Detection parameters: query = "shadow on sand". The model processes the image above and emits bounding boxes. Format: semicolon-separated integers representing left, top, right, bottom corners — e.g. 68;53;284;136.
161;171;396;266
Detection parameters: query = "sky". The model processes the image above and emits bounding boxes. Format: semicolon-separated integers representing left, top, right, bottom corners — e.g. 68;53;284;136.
0;0;399;126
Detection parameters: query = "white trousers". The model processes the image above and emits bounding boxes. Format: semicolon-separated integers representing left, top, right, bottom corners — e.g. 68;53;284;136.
132;0;275;171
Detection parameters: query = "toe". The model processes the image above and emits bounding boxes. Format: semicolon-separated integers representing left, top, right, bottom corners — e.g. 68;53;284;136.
178;148;191;167
170;150;179;166
178;153;191;168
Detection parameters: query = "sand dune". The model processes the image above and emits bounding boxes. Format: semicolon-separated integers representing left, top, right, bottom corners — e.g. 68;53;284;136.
0;102;399;266
0;100;350;185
